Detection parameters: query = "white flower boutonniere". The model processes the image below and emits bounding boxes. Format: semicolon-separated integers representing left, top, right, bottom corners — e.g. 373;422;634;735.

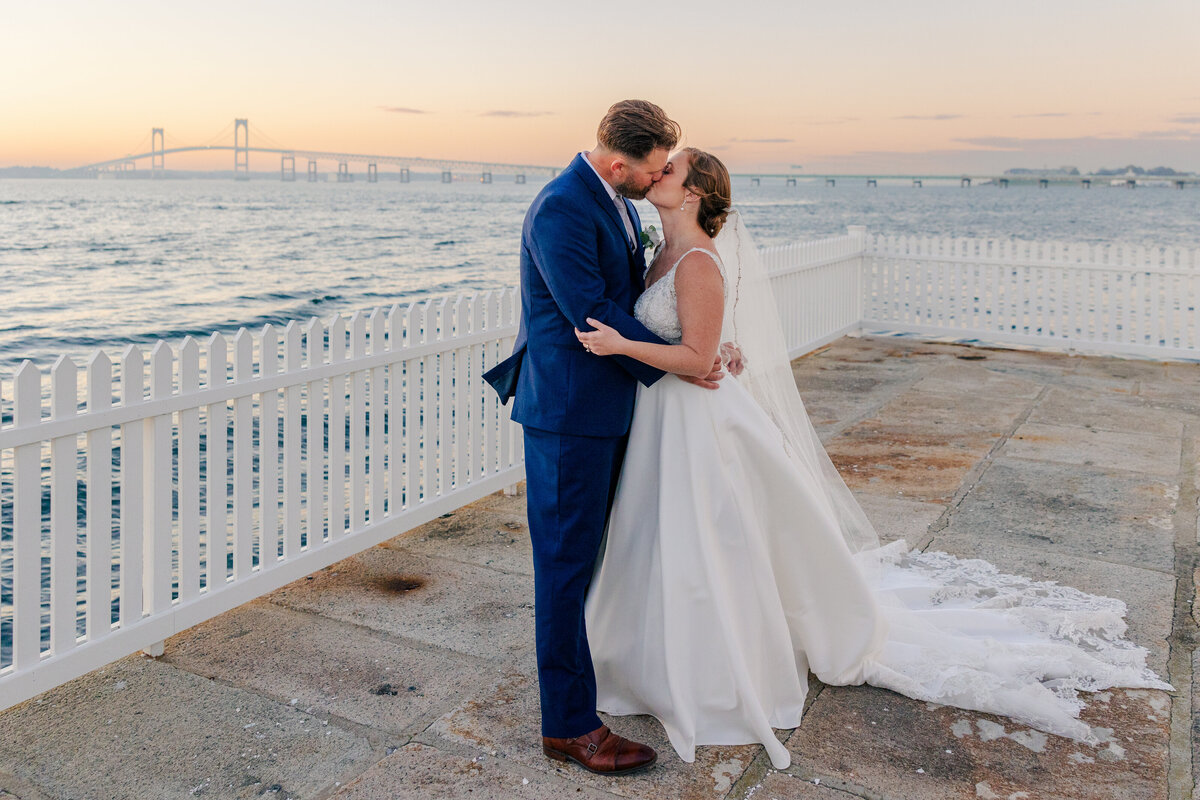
639;224;662;251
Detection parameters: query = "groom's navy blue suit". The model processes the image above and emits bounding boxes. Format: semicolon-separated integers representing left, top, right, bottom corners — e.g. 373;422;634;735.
484;153;667;738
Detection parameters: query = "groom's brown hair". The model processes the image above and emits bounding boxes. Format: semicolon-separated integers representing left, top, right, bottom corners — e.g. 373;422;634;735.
597;100;680;160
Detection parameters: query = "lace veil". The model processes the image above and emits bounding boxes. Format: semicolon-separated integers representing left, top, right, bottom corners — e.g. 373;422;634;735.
714;210;886;574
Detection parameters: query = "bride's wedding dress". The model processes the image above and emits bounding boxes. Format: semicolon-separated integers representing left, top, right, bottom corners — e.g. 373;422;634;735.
583;230;1170;771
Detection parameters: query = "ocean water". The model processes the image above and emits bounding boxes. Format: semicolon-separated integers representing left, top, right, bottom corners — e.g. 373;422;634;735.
2;175;1198;374
1;174;1199;667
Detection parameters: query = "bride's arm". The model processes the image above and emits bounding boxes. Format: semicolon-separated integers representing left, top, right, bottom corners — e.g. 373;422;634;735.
576;253;724;378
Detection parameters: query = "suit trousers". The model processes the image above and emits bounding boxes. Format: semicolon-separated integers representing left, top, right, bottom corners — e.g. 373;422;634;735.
522;425;628;738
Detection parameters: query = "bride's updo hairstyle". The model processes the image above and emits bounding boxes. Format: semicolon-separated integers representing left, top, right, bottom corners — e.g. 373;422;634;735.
682;148;732;237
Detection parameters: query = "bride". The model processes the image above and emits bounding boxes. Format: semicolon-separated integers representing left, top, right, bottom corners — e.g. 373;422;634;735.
574;147;1171;770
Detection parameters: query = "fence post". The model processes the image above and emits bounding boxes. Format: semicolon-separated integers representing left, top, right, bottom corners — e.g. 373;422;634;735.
847;225;868;334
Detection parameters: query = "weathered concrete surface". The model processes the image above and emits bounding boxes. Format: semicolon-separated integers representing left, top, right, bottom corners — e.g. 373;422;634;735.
941;457;1177;573
0;653;373;800
327;742;615;799
267;543;536;662
1;334;1197;800
786;684;1171;800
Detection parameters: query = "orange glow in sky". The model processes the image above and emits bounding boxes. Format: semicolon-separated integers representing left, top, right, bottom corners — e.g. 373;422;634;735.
2;0;1197;173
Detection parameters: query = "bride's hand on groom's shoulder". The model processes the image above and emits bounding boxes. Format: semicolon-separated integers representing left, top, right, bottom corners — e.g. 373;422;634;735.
575;318;625;356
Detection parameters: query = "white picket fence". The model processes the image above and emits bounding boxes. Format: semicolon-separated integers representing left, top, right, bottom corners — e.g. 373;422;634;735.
2;227;1198;713
759;226;867;357
0;290;523;711
862;235;1200;359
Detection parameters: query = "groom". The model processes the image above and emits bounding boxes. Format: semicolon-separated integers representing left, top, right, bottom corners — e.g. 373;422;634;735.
484;100;725;775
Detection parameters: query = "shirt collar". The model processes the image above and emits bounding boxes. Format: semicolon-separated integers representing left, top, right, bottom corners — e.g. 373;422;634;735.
581;151;621;204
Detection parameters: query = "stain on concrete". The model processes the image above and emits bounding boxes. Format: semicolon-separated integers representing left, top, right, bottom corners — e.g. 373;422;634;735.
374;575;426;594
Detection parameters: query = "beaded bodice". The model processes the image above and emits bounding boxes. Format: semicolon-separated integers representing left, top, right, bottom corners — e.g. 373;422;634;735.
633;247;724;344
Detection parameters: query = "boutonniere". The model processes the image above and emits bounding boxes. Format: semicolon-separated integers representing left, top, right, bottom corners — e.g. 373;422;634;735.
639;224;662;251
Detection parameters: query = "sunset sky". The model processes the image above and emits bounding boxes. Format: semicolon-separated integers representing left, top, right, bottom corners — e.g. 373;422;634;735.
2;0;1197;174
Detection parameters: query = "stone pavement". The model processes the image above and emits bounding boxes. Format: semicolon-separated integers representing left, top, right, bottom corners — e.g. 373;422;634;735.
1;334;1197;800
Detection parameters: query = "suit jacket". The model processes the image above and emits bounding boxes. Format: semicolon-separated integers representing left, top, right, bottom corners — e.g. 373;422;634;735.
483;153;667;437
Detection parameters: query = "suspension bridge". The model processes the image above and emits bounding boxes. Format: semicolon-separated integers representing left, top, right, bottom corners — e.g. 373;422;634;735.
71;119;559;183
66;119;1195;188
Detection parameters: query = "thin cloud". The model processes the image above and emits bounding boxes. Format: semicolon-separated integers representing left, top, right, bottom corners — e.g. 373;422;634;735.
481;110;552;118
1138;129;1200;140
804;117;860;126
895;114;964;121
380;106;426;114
1170;114;1200;124
957;131;1200;148
1014;112;1070;118
732;137;794;144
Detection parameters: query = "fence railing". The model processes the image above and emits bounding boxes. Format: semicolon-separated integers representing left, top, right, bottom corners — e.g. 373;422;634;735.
862;235;1200;359
3;228;1197;712
760;227;866;357
0;290;522;711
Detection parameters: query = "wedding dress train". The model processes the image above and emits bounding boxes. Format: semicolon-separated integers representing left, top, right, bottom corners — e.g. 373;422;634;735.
584;243;1170;770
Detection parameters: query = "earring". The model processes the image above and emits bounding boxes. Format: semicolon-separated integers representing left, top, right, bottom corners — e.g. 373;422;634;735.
680;199;687;211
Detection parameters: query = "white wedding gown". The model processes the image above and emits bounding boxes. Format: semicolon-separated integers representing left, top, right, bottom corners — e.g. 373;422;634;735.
584;246;1171;770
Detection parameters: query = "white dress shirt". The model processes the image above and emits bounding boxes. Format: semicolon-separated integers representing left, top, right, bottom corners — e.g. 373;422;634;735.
582;152;637;249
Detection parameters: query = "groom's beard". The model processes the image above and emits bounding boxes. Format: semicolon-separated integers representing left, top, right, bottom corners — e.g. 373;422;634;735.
614;178;651;201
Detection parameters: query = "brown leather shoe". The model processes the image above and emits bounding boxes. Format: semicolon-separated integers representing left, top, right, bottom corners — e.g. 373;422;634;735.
542;724;657;775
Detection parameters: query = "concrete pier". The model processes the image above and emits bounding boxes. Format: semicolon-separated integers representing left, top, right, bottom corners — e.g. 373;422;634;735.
1;335;1195;800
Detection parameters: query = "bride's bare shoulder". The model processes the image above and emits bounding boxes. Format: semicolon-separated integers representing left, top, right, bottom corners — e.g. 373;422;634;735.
673;247;724;293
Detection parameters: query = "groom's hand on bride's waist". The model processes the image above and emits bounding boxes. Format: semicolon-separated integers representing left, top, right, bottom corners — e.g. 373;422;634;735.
719;342;746;377
677;356;724;390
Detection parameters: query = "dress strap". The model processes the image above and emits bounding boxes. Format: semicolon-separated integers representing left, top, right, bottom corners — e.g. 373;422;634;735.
671;248;725;286
671;247;722;272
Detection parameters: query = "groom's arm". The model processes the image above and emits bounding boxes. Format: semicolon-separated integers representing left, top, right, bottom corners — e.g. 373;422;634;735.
528;195;667;387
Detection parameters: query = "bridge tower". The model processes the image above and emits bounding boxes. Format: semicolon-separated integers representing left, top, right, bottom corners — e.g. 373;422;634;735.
281;154;295;182
151;128;165;177
234;118;250;180
308;160;318;182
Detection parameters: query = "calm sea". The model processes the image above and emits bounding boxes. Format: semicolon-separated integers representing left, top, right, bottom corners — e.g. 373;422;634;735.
2;175;1198;374
2;174;1199;664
